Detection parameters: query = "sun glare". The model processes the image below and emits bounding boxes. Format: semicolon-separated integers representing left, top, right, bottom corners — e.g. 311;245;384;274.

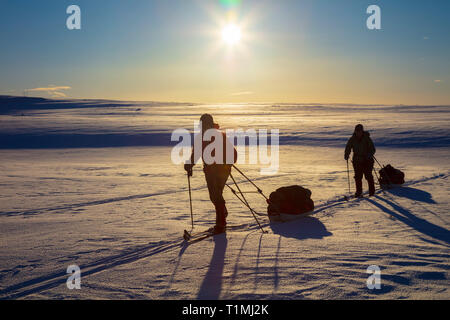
222;24;241;45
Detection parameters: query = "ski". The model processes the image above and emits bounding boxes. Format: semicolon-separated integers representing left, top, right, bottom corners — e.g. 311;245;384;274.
343;183;405;202
183;223;253;244
183;228;213;241
187;231;216;243
342;190;377;201
343;194;364;201
183;227;219;244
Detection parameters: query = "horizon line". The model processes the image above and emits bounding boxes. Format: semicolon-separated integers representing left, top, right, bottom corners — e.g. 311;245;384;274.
1;94;449;108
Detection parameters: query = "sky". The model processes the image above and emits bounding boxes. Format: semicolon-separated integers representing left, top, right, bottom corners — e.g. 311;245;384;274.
0;0;449;105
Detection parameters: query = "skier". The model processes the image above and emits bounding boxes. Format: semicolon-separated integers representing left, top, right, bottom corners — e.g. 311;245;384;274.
184;114;237;234
344;124;376;197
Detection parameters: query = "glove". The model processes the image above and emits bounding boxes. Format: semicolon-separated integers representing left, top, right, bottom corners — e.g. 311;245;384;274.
344;154;349;161
184;163;193;177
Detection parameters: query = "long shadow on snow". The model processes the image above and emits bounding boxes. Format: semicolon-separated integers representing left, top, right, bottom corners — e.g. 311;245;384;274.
386;187;436;204
367;196;450;246
269;216;332;240
197;235;228;299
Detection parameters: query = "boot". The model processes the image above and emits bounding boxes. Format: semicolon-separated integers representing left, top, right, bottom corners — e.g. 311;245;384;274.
355;179;363;198
214;203;227;234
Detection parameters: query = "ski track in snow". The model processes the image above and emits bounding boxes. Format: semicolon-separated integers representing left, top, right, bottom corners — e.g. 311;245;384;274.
0;172;448;300
0;174;288;217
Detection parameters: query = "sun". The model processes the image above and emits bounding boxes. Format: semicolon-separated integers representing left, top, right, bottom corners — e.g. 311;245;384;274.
222;24;242;46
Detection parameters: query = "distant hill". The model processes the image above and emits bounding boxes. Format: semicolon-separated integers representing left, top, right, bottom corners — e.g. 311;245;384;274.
0;95;191;114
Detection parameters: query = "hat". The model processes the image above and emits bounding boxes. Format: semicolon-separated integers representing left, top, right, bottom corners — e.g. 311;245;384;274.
200;113;217;128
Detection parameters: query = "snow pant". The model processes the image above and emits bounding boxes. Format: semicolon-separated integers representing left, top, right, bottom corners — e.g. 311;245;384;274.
353;158;375;196
204;164;232;228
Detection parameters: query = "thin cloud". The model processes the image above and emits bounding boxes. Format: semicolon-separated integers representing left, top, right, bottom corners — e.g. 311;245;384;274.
231;91;254;96
25;85;71;98
49;91;69;98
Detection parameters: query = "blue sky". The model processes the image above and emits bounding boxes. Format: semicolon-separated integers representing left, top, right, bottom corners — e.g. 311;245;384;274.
0;0;449;104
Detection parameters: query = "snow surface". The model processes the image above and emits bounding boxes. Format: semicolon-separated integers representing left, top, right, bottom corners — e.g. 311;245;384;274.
0;98;449;299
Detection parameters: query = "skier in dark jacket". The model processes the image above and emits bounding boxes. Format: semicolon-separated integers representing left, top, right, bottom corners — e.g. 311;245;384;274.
345;124;376;197
184;114;237;234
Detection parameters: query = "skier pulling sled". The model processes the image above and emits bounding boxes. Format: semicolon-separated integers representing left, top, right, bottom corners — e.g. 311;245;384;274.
344;124;406;197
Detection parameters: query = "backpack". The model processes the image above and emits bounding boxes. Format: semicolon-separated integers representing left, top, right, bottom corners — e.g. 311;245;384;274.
267;185;314;218
379;164;405;186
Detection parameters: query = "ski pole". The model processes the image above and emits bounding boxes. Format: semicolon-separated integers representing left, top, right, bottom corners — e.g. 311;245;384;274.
373;156;384;170
230;173;266;233
187;173;194;230
232;165;269;201
373;156;393;187
226;184;265;217
346;159;351;195
372;161;381;186
232;164;283;217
